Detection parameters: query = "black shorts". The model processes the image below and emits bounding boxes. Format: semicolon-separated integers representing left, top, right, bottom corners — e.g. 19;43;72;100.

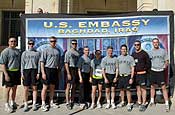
91;78;104;86
66;67;79;84
135;74;147;86
23;69;38;86
2;70;21;87
105;74;116;88
42;68;58;85
117;75;131;90
150;70;165;86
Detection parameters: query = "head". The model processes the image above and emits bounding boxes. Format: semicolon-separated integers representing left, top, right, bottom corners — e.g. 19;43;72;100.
83;46;89;56
71;39;77;49
95;50;101;59
107;46;113;57
152;38;160;49
37;8;43;14
120;44;128;56
28;39;35;49
49;36;57;48
8;37;17;48
134;40;141;51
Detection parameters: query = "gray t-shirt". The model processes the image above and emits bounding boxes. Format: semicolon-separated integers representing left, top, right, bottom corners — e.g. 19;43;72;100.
40;47;61;68
117;55;135;75
0;47;21;70
101;56;117;74
91;58;102;75
77;55;91;73
64;48;79;67
21;48;40;74
149;48;168;70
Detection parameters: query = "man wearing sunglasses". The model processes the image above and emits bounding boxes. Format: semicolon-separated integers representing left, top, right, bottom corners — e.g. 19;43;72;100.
40;36;61;112
64;39;80;110
21;40;40;112
0;37;21;113
132;40;151;112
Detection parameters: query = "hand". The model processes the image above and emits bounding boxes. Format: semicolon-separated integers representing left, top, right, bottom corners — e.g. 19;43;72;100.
67;73;72;81
113;77;118;83
79;78;83;83
36;74;40;80
42;73;47;80
105;78;109;84
21;75;24;80
5;74;10;82
129;78;133;84
89;77;92;83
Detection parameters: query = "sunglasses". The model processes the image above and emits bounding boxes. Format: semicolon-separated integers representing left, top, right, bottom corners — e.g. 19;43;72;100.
72;43;77;45
10;40;16;42
28;43;34;45
50;40;56;43
134;44;140;46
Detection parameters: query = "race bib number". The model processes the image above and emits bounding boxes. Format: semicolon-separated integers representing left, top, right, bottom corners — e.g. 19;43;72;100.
95;69;102;76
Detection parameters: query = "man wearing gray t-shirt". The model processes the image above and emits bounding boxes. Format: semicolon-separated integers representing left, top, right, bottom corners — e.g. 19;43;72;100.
64;39;79;110
116;44;135;112
101;46;117;109
149;38;169;112
0;37;21;113
40;36;61;112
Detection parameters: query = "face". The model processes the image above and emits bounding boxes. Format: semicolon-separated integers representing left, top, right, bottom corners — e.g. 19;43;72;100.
71;42;77;49
121;46;127;55
95;51;101;59
107;48;113;56
28;42;34;49
152;39;159;49
50;38;57;47
8;38;17;48
134;42;141;51
83;47;89;55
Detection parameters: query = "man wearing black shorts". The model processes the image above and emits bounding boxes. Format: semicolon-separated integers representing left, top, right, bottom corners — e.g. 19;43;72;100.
64;39;79;109
21;40;40;112
149;38;169;112
0;37;21;113
40;36;61;112
132;40;151;111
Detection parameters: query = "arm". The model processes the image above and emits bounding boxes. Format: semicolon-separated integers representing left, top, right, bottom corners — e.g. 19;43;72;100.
1;64;10;81
65;63;72;80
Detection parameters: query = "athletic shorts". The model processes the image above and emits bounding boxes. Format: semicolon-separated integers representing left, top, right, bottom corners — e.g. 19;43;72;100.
42;68;58;85
117;75;131;90
91;78;104;86
105;74;116;88
23;69;38;86
2;70;21;87
66;67;79;84
150;70;165;86
135;73;147;86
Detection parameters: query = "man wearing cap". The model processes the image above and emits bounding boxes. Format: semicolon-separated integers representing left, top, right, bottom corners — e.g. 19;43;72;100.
0;37;21;113
40;36;61;112
21;40;40;112
116;44;135;112
64;39;80;110
89;50;103;109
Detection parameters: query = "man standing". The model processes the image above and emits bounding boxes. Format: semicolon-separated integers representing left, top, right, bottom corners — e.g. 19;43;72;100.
78;46;91;108
21;40;40;112
149;38;169;112
101;46;117;109
116;44;135;112
40;36;61;112
64;39;79;110
89;50;103;109
0;37;21;113
132;40;151;111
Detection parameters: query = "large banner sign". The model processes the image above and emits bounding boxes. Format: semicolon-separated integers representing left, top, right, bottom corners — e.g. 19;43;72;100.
23;13;173;90
26;16;169;37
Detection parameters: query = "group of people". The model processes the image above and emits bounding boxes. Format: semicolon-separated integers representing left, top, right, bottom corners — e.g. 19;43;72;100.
0;36;170;113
